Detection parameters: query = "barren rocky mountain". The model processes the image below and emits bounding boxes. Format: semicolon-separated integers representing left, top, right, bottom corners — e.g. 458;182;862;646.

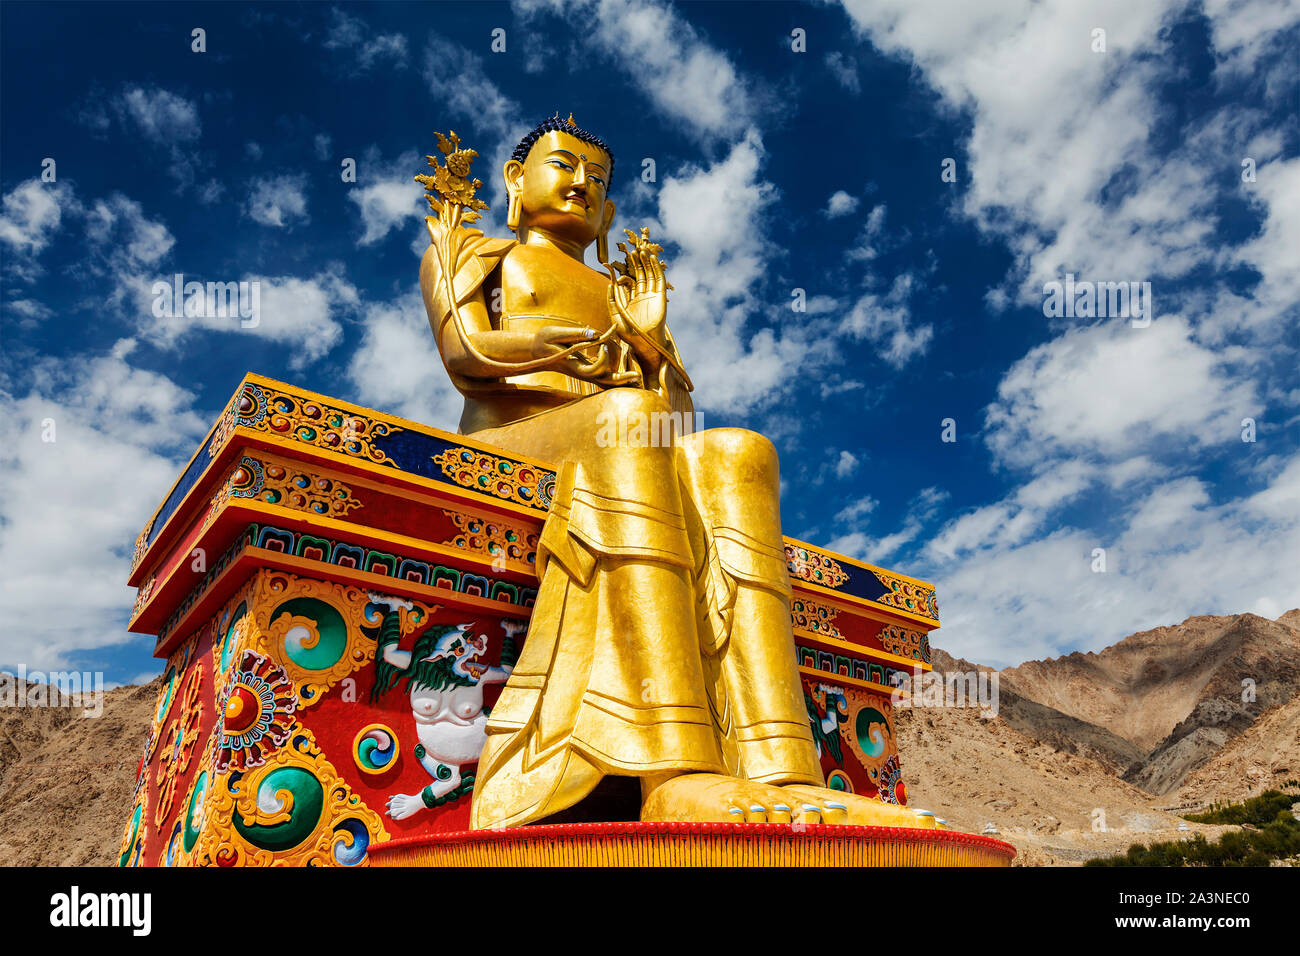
999;612;1300;794
893;690;1237;865
929;649;1146;775
0;678;158;866
1172;693;1300;807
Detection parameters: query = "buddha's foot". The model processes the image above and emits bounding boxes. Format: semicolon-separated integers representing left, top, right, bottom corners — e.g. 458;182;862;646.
640;773;848;825
782;784;945;829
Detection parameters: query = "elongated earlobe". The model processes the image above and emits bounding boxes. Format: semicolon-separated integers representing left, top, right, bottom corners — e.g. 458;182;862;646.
503;159;526;239
506;188;522;233
597;199;616;264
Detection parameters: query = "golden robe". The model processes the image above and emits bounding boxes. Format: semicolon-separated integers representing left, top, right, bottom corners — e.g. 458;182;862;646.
421;226;822;829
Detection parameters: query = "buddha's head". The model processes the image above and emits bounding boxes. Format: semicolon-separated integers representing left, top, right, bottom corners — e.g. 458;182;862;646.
504;114;615;256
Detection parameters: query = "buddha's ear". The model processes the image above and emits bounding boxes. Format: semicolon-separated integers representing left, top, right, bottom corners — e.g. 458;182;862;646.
601;198;616;233
503;159;524;191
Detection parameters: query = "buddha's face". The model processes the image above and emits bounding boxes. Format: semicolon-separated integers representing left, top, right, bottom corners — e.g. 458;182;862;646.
505;129;614;245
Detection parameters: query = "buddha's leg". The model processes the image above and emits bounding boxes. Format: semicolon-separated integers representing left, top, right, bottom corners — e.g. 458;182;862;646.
462;388;726;829
674;427;823;785
660;428;941;830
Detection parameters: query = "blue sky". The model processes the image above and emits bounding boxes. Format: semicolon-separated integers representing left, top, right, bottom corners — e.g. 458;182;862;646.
2;0;1297;684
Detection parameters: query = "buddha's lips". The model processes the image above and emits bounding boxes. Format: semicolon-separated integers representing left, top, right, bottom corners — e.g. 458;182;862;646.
565;193;588;208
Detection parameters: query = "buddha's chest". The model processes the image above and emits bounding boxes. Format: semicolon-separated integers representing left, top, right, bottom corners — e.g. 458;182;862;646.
495;246;611;330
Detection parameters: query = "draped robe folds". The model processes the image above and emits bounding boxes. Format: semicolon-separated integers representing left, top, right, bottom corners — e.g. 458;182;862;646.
420;223;823;829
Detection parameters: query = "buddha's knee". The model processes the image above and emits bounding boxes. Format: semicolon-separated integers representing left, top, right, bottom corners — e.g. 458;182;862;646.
591;386;672;419
680;427;779;477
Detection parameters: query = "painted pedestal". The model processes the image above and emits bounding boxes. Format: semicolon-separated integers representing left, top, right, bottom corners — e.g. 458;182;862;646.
118;373;1012;867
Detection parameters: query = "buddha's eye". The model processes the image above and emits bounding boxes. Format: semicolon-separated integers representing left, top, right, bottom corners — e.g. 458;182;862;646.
548;159;573;172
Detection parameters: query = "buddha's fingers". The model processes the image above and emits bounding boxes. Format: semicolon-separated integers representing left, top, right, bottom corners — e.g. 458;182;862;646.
648;255;665;293
629;249;648;294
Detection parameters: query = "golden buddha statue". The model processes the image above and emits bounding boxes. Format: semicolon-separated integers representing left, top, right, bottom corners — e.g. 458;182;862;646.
418;116;935;831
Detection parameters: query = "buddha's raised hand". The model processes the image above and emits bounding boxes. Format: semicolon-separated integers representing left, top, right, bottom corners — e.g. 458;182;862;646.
610;227;670;338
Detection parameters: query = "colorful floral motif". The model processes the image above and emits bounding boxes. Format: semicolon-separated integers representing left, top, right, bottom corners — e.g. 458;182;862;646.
878;622;933;664
431;447;555;511
785;545;849;588
442;509;538;566
791;596;843;639
130;514;154;573
154;662;205;829
873;753;906;805
213;650;298;772
210;382;399;467
872;570;939;621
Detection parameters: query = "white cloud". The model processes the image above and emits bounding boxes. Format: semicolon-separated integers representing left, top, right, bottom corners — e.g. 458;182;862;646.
922;452;1300;667
245;173;309;228
142;271;359;371
513;0;755;138
644;130;804;412
196;179;224;204
114;86;202;188
843;272;933;367
927;460;1097;562
827;486;946;565
0;343;208;670
834;449;860;478
0;179;69;257
117;86;200;146
984;317;1260;467
824;189;860;218
347;149;425;246
346;290;463;430
244;273;357;367
3;299;53;323
85;194;175;269
324;8;409;70
825;51;860;93
0;179;77;283
827;0;1299;665
1203;0;1300;73
1231;156;1300;333
845;203;888;261
422;35;523;145
834;496;877;524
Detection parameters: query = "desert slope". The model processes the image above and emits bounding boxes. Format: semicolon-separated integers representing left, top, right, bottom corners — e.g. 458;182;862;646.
0;679;158;866
999;613;1300;793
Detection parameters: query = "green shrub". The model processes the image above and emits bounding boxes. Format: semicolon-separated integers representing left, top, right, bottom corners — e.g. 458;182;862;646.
1085;792;1300;867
